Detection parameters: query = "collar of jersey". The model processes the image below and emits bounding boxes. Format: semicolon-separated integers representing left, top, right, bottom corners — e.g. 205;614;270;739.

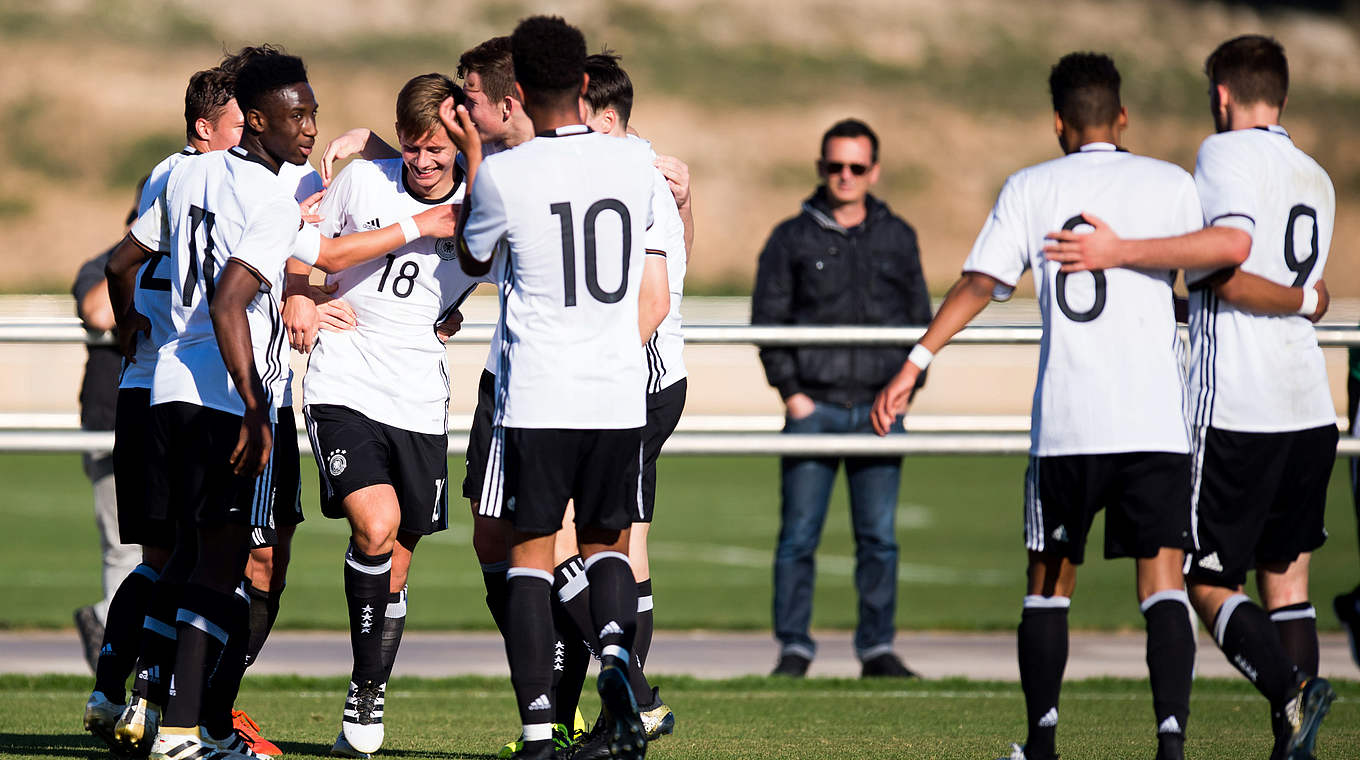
1077;142;1120;153
401;162;463;205
228;145;280;175
535;124;592;138
180;145;199;156
1253;124;1290;138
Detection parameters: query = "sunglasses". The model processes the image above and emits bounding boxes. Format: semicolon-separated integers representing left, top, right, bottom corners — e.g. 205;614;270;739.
821;161;871;176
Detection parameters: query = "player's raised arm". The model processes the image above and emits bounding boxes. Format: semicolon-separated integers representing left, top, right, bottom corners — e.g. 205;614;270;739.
319;127;398;184
454;159;505;278
1213;272;1329;321
209;261;274;476
654;154;693;257
1043;214;1250;272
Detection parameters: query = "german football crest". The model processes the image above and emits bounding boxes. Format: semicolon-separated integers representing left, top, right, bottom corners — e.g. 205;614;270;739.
436;237;459;261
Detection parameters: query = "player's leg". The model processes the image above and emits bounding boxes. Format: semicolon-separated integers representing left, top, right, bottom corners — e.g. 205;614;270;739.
381;531;420;684
1340;370;1360;665
79;456;139;671
773;402;838;675
465;369;512;636
338;484;401;752
550;505;593;745
1260;556;1317;675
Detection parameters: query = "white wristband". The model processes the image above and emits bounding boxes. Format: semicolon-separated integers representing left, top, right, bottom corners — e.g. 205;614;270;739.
907;343;934;371
397;216;421;244
1298;286;1319;317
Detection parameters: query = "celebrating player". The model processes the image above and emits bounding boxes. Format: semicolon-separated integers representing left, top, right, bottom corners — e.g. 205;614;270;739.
1041;35;1337;759
873;53;1248;760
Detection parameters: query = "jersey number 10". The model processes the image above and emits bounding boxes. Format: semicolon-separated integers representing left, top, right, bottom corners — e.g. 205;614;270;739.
551;199;631;307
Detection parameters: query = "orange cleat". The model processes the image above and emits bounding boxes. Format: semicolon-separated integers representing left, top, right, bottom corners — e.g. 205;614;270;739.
232;709;283;758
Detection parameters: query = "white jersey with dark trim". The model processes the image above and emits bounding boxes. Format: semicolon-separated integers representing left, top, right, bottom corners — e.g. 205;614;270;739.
276;160;324;410
962;143;1201;457
462;125;656;429
631;135;688;394
141;147;317;420
303;158;487;434
460;141;512;378
123;146;199;390
1187;126;1335;433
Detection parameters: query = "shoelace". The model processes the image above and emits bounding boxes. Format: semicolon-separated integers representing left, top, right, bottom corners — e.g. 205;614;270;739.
354;684;382;723
232;710;262;734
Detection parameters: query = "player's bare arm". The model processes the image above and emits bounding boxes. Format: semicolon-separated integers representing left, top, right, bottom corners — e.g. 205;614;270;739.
440;99;483;190
871;271;999;436
638;253;670;342
1215;271;1329;321
312;204;457;272
654;154;693;257
320;127;398;184
210;260;275;477
104;233;156;361
281;257;343;352
1043;214;1250;272
435;309;465;344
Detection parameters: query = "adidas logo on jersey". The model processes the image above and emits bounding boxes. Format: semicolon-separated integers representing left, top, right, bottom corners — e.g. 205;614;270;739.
1158;716;1182;735
599;620;625;638
362;218;382;231
1051;525;1069;543
1197;552;1224;573
100;643;114;656
1038;707;1059;728
328;449;349;477
527;694;552;711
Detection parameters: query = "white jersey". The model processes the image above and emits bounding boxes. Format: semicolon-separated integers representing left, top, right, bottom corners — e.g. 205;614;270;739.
1187;126;1336;433
631;135;688;394
462;125;656;429
962;143;1201;457
123;147;199;390
137;147;318;420
276;160;324;410
462;142;511;378
303;158;487;434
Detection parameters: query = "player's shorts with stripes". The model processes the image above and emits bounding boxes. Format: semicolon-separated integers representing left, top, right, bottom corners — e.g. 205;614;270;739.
304;403;449;536
638;378;687;523
461;368;495;502
151;401;276;529
112;387;176;547
1186;424;1336;588
250;405;304;549
1024;451;1191;564
493;426;643;534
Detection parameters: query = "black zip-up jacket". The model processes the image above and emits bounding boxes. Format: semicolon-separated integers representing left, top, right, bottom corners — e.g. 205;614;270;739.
752;188;932;406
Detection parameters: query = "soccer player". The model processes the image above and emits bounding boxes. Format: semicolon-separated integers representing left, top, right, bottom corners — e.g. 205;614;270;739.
1042;35;1338;759
299;72;485;758
453;16;665;760
872;53;1245;760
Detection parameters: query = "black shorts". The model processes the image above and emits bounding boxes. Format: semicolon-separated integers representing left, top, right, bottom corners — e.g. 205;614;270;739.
1186;425;1337;588
112;388;175;548
492;426;643;534
638;379;686;523
1024;451;1192;564
251;405;304;549
462;369;495;503
304;403;450;536
152;401;276;529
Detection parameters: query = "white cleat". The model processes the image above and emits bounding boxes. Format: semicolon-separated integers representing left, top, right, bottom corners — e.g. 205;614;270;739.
340;680;386;754
83;690;125;751
205;726;271;759
149;726;254;759
996;742;1027;760
115;697;162;757
330;730;373;758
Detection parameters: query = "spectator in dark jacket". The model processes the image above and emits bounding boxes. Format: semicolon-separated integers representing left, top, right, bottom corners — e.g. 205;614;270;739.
752;119;932;678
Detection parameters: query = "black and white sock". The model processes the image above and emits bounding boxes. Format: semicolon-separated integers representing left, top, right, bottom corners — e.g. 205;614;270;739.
344;543;392;685
584;552;637;671
379;587;407;683
93;563;160;702
629;579;655;703
1141;590;1195;747
507;568;556;755
1018;595;1069;760
553;555;595;648
482;560;510;638
1269;602;1319;677
162;586;237;729
243;583;283;668
1212;594;1299;706
200;584;252;739
130;580;183;707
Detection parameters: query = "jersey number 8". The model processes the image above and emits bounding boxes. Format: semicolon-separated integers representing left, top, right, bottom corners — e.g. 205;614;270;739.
551;199;631;307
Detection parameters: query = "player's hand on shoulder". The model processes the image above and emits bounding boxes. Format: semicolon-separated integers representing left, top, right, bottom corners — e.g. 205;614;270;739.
654;154;691;208
1043;212;1123;272
871;365;919;436
115;307;151;362
435;309;464;344
1308;279;1329;323
298;189;326;225
321;128;372;186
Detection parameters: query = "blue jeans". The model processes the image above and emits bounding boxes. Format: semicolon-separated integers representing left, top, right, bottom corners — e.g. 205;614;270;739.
773;401;904;661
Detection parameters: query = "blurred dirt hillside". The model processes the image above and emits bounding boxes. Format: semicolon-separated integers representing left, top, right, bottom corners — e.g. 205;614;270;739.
2;0;1359;294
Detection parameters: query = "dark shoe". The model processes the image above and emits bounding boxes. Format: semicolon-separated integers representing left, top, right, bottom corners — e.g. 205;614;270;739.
73;605;103;674
1334;587;1360;669
638;686;674;741
596;663;646;760
509;740;556;760
860;652;919;678
558;715;610;760
1154;731;1185;760
1277;676;1335;760
770;652;810;677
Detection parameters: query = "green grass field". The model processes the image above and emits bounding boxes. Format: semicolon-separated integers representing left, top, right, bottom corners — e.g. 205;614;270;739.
4;452;1358;632
2;674;1356;760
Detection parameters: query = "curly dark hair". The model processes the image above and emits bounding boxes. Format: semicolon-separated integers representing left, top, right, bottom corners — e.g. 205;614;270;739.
183;67;236;143
1205;35;1288;108
219;43;284;75
1048;52;1122;130
233;46;308;114
510;16;587;103
584;51;633;126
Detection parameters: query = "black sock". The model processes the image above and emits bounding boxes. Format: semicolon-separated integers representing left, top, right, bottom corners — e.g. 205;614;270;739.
200;584;251;739
93;563;160;702
555;629;590;727
344;543;392;685
585;553;637;670
162;586;236;729
1269;602;1319;677
507;570;556;752
1018;596;1069;760
553;555;596;649
379;587;407;683
482;561;510;639
1142;592;1195;744
131;581;183;707
1212;594;1299;706
629;579;655;703
243;583;282;668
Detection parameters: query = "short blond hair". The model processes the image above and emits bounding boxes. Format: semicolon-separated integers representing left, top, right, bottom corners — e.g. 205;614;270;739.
396;73;463;140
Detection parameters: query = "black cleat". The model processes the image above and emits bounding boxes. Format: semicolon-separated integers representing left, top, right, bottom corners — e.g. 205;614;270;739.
860;652;919;678
770;652;810;677
596;663;646;759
